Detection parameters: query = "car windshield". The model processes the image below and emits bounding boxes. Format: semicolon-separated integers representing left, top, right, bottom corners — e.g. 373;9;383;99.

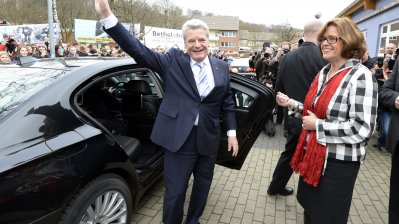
0;58;106;121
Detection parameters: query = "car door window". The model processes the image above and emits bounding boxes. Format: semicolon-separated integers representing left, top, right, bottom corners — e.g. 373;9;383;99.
112;70;162;98
232;88;253;109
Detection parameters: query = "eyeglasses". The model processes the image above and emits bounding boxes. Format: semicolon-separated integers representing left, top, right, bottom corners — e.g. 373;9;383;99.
318;36;342;44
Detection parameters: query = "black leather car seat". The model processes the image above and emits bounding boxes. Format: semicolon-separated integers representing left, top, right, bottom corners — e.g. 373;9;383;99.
122;80;159;116
121;80;159;141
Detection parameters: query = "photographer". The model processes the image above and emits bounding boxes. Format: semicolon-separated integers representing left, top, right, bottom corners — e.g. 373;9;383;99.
385;43;397;70
269;42;290;128
372;55;392;151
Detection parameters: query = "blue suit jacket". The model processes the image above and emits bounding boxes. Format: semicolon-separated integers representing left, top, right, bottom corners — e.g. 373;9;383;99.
105;23;237;155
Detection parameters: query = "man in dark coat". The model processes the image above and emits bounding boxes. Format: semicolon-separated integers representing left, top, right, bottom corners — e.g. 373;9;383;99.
379;59;399;224
267;20;327;196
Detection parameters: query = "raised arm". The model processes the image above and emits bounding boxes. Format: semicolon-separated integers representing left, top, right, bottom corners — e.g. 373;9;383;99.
95;0;112;19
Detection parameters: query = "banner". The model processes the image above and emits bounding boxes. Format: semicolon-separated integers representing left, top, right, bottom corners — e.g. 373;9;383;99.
0;23;61;44
74;19;140;43
144;26;184;50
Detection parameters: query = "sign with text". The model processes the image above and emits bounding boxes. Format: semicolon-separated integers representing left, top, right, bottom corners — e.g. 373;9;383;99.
144;26;184;50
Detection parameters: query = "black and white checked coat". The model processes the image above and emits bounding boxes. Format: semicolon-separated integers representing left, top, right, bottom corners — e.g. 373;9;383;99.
290;59;378;162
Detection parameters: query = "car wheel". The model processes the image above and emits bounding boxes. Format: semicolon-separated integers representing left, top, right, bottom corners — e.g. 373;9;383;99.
59;174;132;224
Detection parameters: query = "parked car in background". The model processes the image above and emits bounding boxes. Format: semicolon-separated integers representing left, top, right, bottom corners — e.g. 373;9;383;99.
229;57;257;80
0;57;274;224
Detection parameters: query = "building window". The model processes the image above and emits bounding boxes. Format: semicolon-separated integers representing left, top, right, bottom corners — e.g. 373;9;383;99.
379;20;399;51
221;32;236;37
380;37;386;48
391;22;399;32
382;25;388;34
221;42;236;47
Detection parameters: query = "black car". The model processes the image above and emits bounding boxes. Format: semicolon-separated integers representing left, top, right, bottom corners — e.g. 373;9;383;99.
0;57;274;224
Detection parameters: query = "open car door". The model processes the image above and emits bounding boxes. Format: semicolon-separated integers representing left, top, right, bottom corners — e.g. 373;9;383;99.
216;73;275;170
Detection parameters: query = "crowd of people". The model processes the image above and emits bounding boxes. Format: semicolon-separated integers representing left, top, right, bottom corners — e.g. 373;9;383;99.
0;32;128;64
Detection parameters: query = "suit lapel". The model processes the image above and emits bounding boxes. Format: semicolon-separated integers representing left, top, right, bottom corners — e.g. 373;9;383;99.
179;54;200;97
209;57;223;91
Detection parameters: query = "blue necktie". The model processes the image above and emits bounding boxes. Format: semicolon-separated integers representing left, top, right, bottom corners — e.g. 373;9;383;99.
195;62;210;100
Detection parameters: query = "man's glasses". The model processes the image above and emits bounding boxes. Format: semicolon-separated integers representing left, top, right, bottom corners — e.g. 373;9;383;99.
318;36;342;44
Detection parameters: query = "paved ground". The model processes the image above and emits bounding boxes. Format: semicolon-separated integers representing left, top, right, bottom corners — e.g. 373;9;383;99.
130;124;392;224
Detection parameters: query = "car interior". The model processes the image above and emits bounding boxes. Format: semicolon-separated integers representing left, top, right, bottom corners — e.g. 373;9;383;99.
77;69;164;169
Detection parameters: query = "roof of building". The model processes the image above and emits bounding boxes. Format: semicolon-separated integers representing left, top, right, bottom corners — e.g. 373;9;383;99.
239;30;276;41
194;16;239;30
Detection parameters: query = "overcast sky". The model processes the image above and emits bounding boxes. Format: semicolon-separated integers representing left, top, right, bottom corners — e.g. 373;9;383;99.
170;0;355;29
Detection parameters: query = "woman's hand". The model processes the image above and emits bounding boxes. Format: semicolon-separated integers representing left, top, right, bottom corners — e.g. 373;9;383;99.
302;110;318;130
276;92;291;107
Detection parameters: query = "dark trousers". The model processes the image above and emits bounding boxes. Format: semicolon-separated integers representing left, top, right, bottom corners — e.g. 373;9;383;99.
163;127;217;224
298;158;360;224
276;105;284;124
268;131;299;192
390;145;399;224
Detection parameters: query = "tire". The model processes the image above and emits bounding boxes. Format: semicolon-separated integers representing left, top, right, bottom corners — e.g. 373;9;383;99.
59;174;132;224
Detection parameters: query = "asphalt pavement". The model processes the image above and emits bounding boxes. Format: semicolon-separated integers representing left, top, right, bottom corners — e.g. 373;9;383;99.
130;124;391;224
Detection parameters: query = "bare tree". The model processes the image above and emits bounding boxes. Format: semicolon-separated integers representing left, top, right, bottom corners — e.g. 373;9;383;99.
273;22;298;44
56;0;97;43
0;0;48;24
152;0;185;29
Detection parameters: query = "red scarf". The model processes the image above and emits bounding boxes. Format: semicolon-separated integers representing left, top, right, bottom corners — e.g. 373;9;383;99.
290;68;351;187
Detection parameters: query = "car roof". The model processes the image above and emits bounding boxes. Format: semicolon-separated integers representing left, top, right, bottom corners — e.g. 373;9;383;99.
0;57;138;120
229;58;250;67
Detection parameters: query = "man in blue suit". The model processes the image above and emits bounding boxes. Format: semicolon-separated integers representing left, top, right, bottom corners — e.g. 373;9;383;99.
95;1;239;223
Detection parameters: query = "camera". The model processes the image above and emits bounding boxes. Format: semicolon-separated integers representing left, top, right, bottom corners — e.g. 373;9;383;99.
377;53;384;68
282;48;290;54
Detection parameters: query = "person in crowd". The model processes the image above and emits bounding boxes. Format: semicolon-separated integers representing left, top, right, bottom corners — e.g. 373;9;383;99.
270;42;290;127
16;46;29;57
257;52;273;84
379;58;399;224
386;43;397;70
267;20;326;197
79;45;91;56
55;44;65;57
72;42;82;55
88;44;99;56
33;45;49;58
95;1;239;224
67;46;79;57
0;51;12;64
372;59;392;151
254;51;266;81
276;17;377;223
12;45;29;63
100;46;111;57
26;45;34;56
0;33;10;51
5;38;18;59
61;43;69;55
361;50;377;70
